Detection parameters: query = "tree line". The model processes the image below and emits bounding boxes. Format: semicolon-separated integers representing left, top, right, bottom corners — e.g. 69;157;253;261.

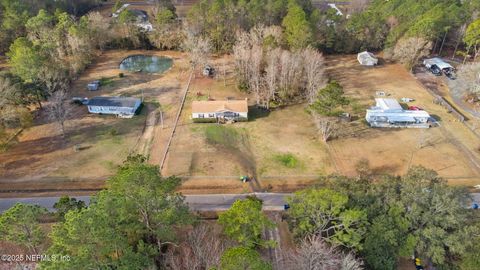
1;155;479;269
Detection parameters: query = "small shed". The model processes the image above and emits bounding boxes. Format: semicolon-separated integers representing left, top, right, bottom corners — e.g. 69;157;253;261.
87;80;100;91
87;96;142;118
357;51;378;66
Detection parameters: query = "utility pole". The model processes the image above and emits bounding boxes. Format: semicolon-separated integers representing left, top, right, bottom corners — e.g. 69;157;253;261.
224;57;227;87
160;110;164;129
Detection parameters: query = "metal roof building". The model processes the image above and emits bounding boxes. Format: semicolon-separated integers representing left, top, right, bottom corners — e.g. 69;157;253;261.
87;96;142;118
366;98;431;128
423;58;454;71
357;51;378;66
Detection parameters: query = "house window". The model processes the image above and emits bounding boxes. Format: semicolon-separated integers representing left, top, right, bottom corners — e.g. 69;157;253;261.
208;113;215;118
198;114;205;118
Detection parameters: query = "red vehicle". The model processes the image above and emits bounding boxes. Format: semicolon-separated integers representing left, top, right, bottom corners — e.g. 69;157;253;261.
408;106;423;111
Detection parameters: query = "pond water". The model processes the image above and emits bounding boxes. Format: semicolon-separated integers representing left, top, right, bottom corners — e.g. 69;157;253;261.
119;55;173;74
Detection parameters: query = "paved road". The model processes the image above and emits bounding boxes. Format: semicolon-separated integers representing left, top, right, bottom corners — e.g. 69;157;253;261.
0;193;290;213
2;193;479;213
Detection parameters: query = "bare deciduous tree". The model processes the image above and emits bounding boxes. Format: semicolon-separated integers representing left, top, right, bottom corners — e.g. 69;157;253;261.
86;12;112;51
165;224;231;270
284;235;363;270
47;90;71;137
263;48;281;109
183;28;211;72
302;47;325;104
39;67;69;95
248;44;263;105
233;26;325;106
448;62;480;105
386;36;432;71
313;114;337;142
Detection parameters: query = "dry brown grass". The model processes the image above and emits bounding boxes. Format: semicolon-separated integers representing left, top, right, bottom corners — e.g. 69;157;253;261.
170;54;480;193
325;55;480;186
0;50;190;193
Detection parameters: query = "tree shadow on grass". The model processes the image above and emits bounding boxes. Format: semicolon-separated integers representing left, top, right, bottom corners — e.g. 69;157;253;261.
248;106;270;121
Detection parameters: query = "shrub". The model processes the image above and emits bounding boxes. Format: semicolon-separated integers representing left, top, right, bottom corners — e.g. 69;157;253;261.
193;118;216;123
99;77;114;86
108;128;118;136
274;153;299;168
119;73;124;78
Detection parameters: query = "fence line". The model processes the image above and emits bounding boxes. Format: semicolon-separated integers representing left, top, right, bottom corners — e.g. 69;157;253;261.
160;70;194;171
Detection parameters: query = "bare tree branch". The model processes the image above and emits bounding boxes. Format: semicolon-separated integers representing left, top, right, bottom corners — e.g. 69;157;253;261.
47;90;71;137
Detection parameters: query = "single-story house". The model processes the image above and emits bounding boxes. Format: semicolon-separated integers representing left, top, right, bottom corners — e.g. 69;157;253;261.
357;51;378;66
87;96;142;118
192;99;248;122
366;98;431;128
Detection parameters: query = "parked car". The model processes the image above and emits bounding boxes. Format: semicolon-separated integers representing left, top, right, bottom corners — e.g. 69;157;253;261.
428;64;442;76
71;97;89;105
444;69;456;80
408;105;423;111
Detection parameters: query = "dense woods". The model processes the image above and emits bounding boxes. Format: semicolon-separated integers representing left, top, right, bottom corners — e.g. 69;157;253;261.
1;157;478;269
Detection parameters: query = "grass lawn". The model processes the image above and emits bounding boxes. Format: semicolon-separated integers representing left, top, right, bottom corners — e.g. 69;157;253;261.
166;55;335;193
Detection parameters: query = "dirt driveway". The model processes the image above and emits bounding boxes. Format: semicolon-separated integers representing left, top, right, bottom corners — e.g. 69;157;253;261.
326;55;480;185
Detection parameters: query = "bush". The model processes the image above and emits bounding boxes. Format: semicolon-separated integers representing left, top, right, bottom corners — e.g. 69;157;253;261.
99;77;114;86
119;73;124;78
193;118;217;123
274;153;299;168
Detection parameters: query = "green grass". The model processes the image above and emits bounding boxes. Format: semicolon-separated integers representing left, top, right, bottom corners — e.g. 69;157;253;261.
205;125;240;149
99;76;115;87
274;153;299;168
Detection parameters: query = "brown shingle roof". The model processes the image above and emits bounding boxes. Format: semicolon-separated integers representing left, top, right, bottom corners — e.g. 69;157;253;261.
192;99;248;113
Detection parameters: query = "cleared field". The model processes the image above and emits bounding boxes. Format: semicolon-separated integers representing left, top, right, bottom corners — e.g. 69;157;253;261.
326;55;480;185
0;50;189;192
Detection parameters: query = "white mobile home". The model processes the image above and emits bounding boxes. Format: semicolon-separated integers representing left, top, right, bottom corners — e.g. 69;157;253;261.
192;99;248;122
87;96;141;118
366;98;431;128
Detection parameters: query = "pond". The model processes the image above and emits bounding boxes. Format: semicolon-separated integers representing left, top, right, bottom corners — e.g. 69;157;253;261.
119;55;173;74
